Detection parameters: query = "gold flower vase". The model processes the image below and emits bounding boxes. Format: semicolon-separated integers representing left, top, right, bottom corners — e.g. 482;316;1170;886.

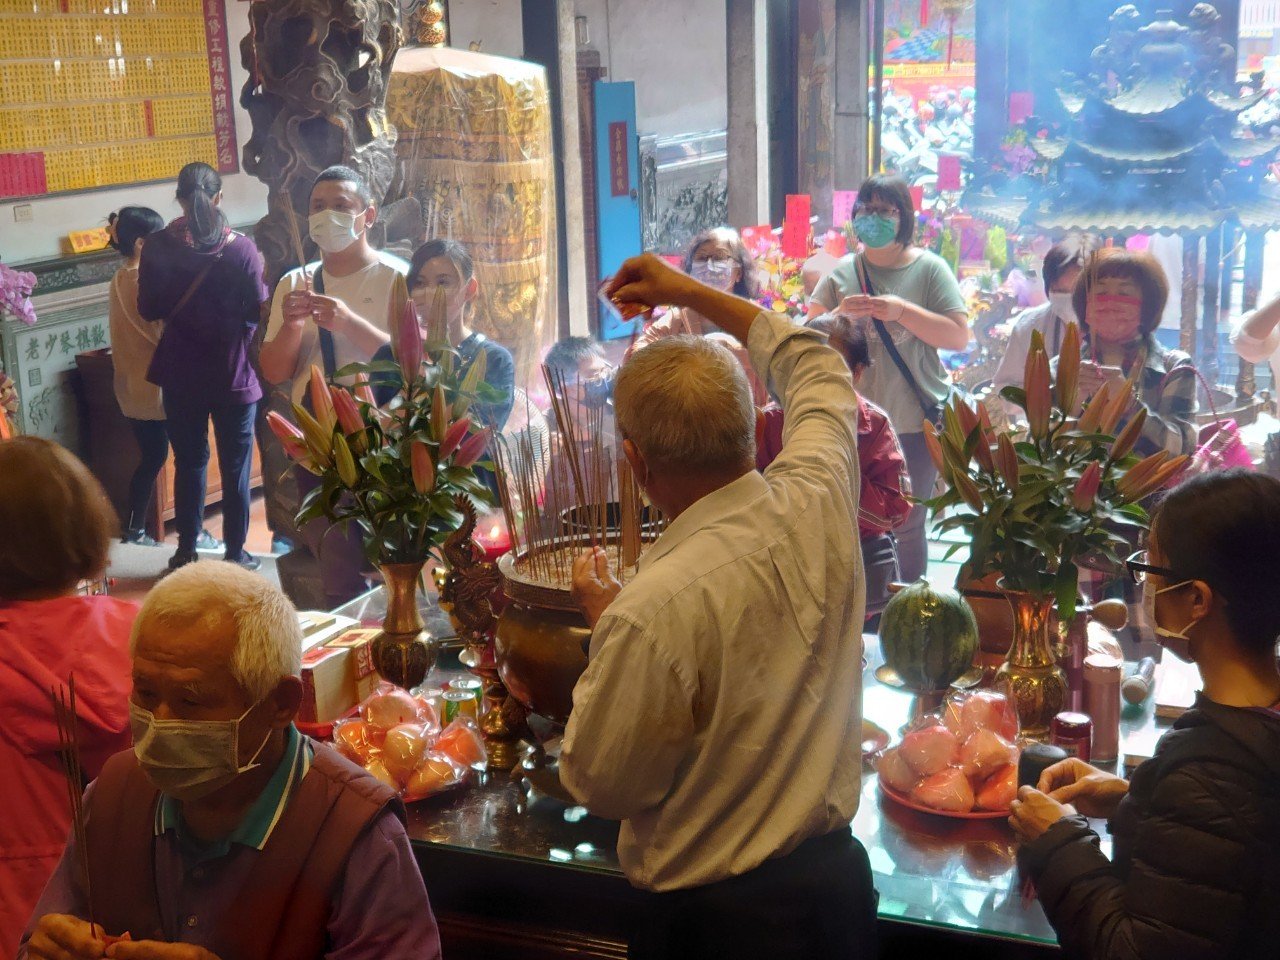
995;586;1068;739
370;562;438;690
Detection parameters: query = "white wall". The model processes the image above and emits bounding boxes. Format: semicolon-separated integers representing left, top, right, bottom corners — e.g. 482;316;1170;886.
574;0;727;139
447;0;524;58
0;0;268;263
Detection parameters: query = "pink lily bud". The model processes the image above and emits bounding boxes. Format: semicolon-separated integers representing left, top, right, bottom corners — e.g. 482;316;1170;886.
308;366;336;434
330;386;363;433
397;299;424;387
996;433;1020;492
410;441;435;494
353;374;377;407
1025;347;1051;440
955;398;980;440
454;428;492;468
440;417;472;459
1071;461;1102;512
330;387;367;453
280;436;309;463
266;410;304;443
923;420;946;472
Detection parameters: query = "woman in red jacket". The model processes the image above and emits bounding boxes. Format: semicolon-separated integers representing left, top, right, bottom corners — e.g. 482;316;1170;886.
756;316;912;619
0;437;136;954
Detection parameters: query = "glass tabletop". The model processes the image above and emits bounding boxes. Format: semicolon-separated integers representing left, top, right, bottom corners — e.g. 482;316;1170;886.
350;581;1166;944
329;581;456;641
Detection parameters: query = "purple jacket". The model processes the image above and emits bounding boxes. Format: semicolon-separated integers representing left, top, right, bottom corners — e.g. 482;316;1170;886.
137;223;266;405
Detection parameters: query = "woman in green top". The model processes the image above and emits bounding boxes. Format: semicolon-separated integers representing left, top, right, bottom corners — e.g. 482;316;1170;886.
806;175;969;580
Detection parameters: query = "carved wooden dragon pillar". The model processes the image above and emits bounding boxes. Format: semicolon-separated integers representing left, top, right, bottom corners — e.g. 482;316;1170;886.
239;0;404;288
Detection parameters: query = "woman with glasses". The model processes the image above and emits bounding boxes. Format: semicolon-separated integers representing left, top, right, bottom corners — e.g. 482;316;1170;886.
1009;469;1280;960
806;174;970;580
628;227;768;404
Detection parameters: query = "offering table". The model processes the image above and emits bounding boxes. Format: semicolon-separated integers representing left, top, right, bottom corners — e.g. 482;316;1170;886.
332;589;1161;960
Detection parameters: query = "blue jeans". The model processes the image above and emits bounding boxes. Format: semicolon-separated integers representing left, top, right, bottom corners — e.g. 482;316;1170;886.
125;418;169;535
166;396;256;558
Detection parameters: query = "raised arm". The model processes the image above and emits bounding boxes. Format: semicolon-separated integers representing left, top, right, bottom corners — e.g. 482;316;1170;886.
1232;293;1280;363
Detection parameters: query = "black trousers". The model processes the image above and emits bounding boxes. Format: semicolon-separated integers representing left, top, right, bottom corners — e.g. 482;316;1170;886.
125;417;169;534
629;829;878;960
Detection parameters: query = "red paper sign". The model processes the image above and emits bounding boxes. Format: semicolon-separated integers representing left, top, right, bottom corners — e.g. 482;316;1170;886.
1008;91;1035;125
937;154;962;192
608;121;630;197
0;152;48;199
782;195;812;259
203;0;239;174
831;189;858;228
909;185;924;212
740;224;775;257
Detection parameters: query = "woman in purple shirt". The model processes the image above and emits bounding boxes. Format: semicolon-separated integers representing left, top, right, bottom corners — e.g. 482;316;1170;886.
138;162;268;573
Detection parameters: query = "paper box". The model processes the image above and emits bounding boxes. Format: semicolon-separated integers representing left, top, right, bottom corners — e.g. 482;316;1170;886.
299;626;381;724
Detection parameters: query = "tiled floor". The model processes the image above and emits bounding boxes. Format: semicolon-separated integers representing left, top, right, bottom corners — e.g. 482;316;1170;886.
109;491;279;604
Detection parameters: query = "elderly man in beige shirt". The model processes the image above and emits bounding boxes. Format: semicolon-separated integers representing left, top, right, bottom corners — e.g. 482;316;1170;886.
562;254;876;960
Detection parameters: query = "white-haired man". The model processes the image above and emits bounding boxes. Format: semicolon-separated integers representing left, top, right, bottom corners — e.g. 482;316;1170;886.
562;254;876;959
20;563;440;960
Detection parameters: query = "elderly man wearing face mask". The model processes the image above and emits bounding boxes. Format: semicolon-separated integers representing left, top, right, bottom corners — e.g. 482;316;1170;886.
627;227;769;405
19;563;441;960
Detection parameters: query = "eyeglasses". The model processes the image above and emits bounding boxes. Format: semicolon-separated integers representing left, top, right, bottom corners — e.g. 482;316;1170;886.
855;204;899;219
1124;550;1186;585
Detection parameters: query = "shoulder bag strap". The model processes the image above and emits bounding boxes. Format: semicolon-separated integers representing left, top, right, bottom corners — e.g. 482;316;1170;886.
855;256;939;420
168;256;218;320
312;267;338;377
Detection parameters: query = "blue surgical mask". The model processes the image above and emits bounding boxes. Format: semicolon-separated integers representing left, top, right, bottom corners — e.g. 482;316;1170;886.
853;214;898;250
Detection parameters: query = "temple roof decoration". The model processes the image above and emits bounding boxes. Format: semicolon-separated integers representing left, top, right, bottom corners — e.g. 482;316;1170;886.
965;3;1280;235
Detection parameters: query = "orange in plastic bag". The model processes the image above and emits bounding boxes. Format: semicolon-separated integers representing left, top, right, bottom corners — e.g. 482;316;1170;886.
435;717;487;768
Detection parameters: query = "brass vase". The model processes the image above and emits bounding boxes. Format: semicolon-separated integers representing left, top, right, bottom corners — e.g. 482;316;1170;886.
995;587;1067;739
370;562;438;691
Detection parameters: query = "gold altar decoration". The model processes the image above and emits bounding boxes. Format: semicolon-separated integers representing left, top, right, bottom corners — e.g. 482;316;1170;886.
386;47;557;387
416;0;448;47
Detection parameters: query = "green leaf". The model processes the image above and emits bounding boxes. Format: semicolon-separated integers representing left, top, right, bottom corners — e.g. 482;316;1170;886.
1000;385;1028;409
333;359;403;379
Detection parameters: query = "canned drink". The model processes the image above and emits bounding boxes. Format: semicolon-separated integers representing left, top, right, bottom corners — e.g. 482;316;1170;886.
1050;711;1093;762
442;689;478;723
448;678;483;697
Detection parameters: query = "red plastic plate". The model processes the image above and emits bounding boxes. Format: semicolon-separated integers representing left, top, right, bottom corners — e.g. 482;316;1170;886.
878;779;1012;820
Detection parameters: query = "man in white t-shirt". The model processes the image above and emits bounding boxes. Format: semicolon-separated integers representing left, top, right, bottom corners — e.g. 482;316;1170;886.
259;165;408;606
260;165;408;402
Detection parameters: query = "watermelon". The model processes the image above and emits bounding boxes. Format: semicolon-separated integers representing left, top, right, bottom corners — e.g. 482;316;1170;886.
880;578;979;690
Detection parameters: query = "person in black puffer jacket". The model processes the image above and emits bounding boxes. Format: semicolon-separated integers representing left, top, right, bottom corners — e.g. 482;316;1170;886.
1009;469;1280;960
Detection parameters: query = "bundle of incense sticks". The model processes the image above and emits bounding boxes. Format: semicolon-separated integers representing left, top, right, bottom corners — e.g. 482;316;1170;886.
281;192;311;290
51;677;96;933
491;369;664;588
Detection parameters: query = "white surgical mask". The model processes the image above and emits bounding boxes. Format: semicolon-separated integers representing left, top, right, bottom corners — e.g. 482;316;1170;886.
1142;578;1196;662
308;209;362;254
130;700;271;801
1049;291;1077;325
691;258;736;291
